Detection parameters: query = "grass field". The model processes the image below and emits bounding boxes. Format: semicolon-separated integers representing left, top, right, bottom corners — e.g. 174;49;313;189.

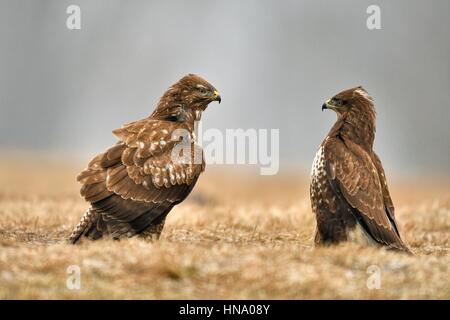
0;155;448;299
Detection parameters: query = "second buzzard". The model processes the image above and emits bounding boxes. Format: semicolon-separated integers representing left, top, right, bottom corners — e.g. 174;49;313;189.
310;86;411;253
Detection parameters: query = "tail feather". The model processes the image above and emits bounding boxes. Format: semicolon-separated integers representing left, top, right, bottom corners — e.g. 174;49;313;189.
68;208;98;244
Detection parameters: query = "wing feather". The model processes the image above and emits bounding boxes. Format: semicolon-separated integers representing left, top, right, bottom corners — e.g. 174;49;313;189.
323;137;410;251
77;118;204;237
372;152;398;231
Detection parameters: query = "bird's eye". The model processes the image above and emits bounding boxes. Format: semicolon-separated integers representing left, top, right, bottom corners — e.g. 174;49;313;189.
198;87;208;96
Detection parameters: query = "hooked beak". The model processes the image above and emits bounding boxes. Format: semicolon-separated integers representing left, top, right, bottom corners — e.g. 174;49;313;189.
213;90;221;103
321;99;335;112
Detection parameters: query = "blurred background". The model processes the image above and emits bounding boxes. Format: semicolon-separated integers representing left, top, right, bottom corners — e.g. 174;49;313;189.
0;0;449;177
1;2;449;301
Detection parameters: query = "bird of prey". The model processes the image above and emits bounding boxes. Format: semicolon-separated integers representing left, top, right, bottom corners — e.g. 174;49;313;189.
310;86;411;253
69;74;221;244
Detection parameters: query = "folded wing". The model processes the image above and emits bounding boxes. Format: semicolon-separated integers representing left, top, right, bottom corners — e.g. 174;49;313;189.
323;137;410;252
77;119;204;238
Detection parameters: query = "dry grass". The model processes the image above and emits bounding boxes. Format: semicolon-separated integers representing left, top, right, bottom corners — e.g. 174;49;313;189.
0;154;449;299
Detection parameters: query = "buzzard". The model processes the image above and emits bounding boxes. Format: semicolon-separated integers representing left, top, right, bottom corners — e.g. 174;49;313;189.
69;74;221;244
310;86;411;253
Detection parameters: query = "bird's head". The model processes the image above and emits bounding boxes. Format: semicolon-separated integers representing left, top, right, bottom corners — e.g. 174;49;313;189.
153;74;221;122
177;73;221;106
322;86;377;148
321;86;374;117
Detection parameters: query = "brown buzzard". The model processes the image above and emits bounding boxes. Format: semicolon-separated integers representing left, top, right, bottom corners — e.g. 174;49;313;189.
310;86;411;253
69;74;221;244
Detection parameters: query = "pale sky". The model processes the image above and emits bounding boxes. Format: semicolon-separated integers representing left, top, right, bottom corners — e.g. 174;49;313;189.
0;0;449;175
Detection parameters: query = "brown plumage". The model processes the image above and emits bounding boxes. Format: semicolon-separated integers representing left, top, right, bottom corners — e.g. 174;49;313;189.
69;74;221;244
310;86;411;253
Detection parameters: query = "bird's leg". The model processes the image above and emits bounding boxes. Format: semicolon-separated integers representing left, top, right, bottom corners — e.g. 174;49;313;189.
138;217;167;242
314;215;352;245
